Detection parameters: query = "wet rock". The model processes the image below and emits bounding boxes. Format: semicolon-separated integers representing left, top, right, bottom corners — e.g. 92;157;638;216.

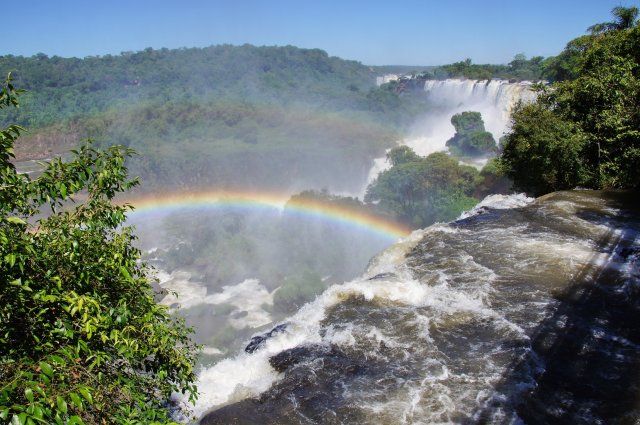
367;272;395;280
268;344;366;375
244;323;287;354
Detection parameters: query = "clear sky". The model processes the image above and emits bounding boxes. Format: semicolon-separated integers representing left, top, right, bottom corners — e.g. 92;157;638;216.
8;0;639;65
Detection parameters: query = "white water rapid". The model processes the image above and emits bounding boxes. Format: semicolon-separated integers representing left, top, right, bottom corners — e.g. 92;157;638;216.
196;190;640;425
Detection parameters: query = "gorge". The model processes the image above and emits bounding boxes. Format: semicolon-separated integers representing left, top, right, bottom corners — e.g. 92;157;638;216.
133;78;639;424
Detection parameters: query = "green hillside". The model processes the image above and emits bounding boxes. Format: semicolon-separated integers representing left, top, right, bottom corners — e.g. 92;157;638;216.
1;45;423;192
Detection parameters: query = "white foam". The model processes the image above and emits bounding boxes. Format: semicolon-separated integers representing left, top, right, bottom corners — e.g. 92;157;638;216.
157;272;274;329
458;193;534;219
191;252;511;416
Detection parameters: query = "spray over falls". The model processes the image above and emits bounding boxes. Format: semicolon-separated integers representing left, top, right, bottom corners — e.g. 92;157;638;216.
141;80;640;424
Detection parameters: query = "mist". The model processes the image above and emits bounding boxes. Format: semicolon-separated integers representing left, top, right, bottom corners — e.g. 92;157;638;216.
5;46;537;421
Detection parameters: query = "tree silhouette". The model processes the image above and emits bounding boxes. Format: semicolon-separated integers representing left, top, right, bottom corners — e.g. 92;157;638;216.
588;6;638;34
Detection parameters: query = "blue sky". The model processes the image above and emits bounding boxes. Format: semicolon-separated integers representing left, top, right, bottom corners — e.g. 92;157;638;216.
9;0;639;65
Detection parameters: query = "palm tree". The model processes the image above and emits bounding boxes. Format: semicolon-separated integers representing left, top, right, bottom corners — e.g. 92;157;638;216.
611;6;639;29
587;6;638;34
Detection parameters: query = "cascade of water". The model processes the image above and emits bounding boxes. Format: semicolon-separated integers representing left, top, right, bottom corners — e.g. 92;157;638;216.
360;79;535;197
421;79;535;141
196;190;640;425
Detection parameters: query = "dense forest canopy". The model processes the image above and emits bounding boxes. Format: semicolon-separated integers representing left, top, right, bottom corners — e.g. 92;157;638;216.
499;6;640;195
1;45;435;193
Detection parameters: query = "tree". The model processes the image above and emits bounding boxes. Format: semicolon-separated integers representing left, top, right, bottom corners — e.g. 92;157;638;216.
500;8;640;194
588;6;638;34
446;111;497;157
386;145;421;166
365;148;479;227
0;74;198;424
499;102;587;196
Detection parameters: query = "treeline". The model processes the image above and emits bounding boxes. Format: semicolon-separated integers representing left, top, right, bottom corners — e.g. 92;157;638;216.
386;48;604;84
0;45;371;127
436;54;547;81
0;44;428;131
499;6;640;195
2;45;433;192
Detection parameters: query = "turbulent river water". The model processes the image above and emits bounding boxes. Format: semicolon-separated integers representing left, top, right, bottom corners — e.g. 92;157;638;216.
196;190;640;424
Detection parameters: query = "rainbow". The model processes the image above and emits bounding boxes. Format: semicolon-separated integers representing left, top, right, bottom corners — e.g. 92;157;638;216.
123;190;411;241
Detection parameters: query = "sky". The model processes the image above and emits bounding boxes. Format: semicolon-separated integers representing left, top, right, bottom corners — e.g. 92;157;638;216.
8;0;640;65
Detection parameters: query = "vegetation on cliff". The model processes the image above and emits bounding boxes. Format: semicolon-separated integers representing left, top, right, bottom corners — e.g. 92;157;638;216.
0;75;198;424
445;112;497;158
365;146;491;228
499;7;640;196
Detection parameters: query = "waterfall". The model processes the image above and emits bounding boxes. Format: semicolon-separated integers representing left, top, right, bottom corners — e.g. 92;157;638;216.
361;79;535;196
421;79;536;142
197;190;640;424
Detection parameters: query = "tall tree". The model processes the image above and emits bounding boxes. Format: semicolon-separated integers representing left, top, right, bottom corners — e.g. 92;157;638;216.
588;6;638;33
501;8;640;194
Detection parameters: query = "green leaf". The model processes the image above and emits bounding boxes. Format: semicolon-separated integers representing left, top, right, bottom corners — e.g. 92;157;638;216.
31;406;43;421
38;361;53;378
56;396;67;414
68;416;85;425
119;266;132;280
24;387;34;402
69;393;82;411
78;387;92;404
10;412;25;425
6;216;26;225
0;409;8;420
49;355;65;365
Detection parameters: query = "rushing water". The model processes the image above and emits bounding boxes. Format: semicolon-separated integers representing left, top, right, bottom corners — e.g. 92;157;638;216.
196;190;640;424
362;79;535;195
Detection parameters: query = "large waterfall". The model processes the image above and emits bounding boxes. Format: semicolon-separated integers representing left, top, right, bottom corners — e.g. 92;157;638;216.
363;79;535;194
421;79;536;142
193;190;639;424
159;79;640;425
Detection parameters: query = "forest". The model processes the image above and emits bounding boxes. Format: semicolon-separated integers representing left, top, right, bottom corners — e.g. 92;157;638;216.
1;45;433;194
499;6;640;195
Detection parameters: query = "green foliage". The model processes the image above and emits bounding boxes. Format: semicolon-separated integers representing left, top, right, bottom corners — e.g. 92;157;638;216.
1;45;411;192
500;9;640;194
437;54;547;81
499;103;587;196
474;158;512;197
0;75;198;424
386;145;421;166
446;111;497;157
365;147;480;227
588;6;639;34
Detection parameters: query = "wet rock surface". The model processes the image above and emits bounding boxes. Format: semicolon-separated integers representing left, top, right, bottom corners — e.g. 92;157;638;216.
200;344;369;424
244;323;288;354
